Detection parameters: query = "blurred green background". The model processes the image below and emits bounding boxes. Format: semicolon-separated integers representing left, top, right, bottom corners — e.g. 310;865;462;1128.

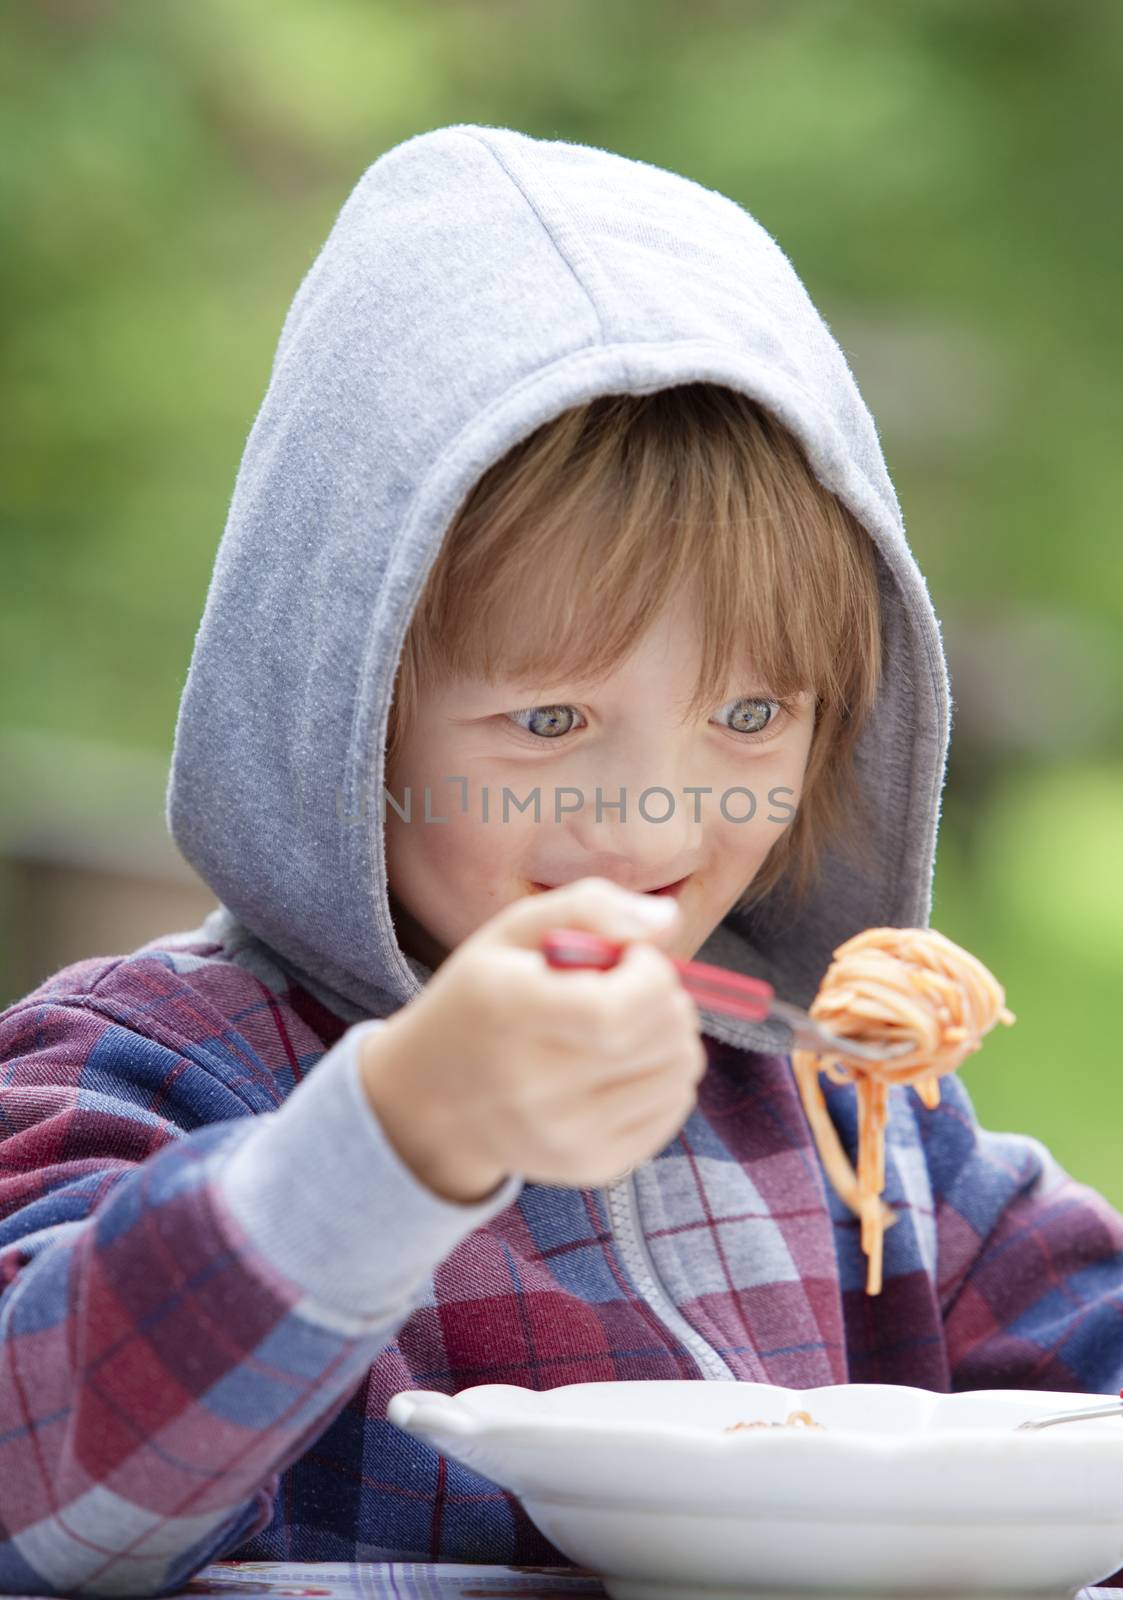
2;0;1121;1199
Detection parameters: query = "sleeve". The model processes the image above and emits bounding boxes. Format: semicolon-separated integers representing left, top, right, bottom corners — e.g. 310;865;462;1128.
0;997;522;1598
927;1072;1123;1393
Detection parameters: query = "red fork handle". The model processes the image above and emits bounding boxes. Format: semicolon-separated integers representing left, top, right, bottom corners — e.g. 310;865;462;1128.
540;928;775;1025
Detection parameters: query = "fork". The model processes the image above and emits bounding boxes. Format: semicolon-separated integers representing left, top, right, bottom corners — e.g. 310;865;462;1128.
540;928;914;1065
1015;1390;1123;1431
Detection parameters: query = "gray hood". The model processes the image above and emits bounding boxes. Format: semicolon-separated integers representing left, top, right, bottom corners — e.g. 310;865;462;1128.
166;123;952;1050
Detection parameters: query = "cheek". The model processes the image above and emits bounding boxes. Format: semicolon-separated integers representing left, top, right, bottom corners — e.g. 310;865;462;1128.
395;809;531;890
422;817;480;874
708;772;800;865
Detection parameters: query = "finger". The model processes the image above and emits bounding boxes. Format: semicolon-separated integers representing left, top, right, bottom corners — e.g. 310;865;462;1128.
584;1006;706;1089
606;1086;700;1161
481;875;681;954
534;941;695;1053
595;940;698;1032
590;1043;707;1116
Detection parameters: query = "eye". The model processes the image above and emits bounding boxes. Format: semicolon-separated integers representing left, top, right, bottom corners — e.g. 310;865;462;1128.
714;696;790;740
505;704;585;741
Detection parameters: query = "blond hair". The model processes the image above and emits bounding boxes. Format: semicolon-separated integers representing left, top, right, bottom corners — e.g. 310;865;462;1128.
386;383;884;913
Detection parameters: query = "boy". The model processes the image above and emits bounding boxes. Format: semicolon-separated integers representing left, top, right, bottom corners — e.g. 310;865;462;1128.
2;123;1122;1594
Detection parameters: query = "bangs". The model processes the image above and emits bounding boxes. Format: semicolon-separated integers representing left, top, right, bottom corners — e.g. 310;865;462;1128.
387;383;885;910
398;384;879;722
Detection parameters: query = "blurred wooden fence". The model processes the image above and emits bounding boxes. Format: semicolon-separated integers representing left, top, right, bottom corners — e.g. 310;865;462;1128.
0;729;214;1007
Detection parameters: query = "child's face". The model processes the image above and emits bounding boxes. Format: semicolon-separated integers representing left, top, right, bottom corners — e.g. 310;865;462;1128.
384;589;816;968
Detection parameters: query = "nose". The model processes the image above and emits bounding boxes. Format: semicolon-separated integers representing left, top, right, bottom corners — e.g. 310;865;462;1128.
562;782;702;892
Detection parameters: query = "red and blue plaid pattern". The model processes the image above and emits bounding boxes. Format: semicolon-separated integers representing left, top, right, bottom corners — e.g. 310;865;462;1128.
2;935;1122;1592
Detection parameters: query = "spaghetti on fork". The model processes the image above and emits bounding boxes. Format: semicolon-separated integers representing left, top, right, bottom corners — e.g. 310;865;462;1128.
791;926;1016;1295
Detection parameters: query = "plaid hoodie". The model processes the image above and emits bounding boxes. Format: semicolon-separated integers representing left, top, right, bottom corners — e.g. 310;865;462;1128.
3;915;1123;1597
7;122;1122;1594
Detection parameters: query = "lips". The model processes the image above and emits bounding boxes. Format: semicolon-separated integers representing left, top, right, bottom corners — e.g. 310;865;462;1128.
529;876;689;898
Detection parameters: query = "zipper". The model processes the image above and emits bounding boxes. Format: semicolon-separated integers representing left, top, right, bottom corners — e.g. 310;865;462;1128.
600;1014;782;1383
603;1168;736;1382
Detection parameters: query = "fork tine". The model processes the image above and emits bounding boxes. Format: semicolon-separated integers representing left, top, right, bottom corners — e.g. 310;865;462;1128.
766;1000;913;1064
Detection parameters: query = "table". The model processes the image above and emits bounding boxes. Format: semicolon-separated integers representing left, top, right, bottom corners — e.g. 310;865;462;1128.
14;1559;1115;1599
178;1562;1123;1599
186;1564;606;1597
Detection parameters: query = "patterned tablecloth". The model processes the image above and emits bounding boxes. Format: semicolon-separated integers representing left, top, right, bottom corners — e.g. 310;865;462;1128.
10;1560;1115;1598
134;1561;1119;1599
183;1564;606;1598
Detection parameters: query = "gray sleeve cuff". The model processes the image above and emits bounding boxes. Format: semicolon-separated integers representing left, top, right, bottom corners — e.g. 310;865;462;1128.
213;1019;523;1330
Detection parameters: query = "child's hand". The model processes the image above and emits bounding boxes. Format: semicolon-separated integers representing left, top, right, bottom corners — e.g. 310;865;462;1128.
359;877;706;1201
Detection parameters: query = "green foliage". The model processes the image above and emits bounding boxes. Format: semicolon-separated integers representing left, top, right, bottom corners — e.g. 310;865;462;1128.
3;0;1121;746
937;763;1123;1208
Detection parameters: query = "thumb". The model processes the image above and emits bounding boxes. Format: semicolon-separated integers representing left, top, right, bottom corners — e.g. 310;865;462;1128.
483;875;681;953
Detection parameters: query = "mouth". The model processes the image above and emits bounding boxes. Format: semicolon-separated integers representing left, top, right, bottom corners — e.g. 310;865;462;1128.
529;876;690;899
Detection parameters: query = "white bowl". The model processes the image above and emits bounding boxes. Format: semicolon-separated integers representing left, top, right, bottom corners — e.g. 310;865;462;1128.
387;1380;1123;1599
